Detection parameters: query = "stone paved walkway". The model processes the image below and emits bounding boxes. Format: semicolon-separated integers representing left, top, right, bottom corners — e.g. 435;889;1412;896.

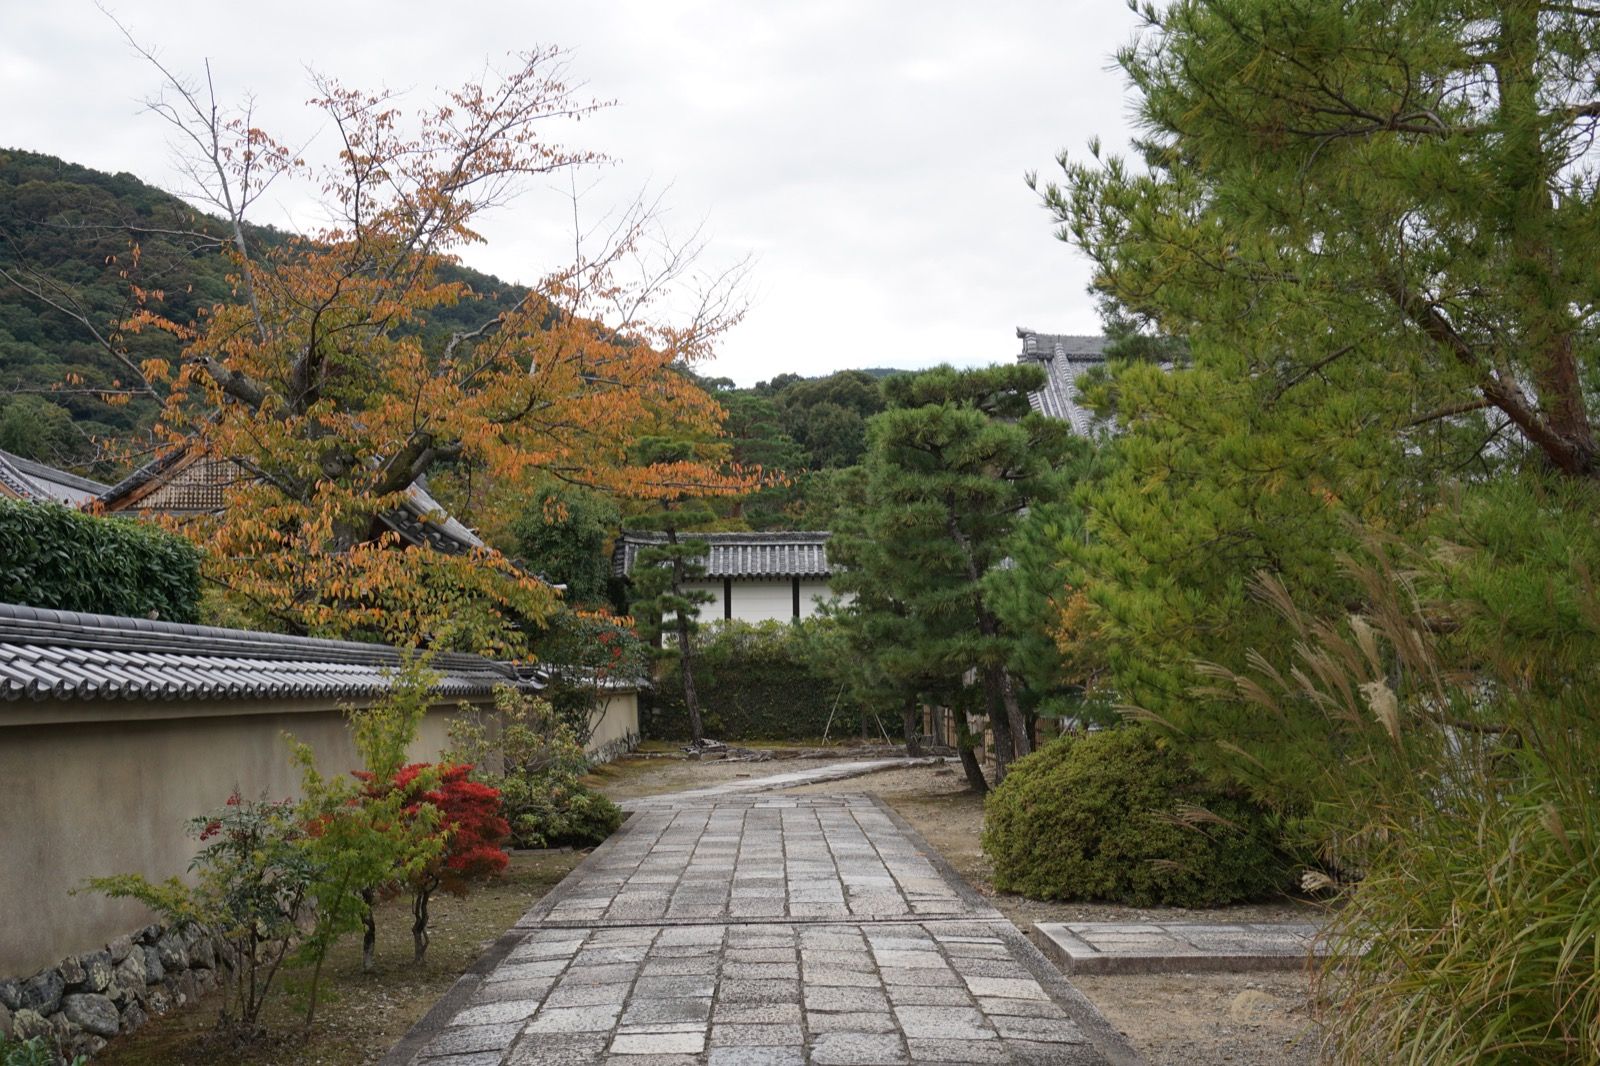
384;786;1140;1066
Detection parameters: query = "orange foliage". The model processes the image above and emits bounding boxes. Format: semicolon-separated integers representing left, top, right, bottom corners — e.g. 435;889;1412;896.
128;50;755;653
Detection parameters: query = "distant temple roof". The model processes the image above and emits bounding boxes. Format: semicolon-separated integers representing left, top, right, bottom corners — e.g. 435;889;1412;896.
0;449;109;506
98;450;485;556
0;601;524;703
1015;327;1108;435
613;531;833;580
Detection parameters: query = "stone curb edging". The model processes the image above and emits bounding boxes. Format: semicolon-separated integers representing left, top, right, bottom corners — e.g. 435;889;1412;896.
1031;921;1328;976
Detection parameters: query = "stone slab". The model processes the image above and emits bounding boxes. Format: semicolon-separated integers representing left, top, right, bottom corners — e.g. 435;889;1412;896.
1031;921;1326;975
620;759;944;810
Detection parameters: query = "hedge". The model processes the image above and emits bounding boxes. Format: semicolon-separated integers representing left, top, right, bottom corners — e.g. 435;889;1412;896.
642;619;888;742
982;727;1288;907
0;498;202;622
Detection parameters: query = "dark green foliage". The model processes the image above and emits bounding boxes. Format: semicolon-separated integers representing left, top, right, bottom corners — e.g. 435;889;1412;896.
982;729;1286;908
828;363;1073;783
528;607;652;745
0;397;82;464
0;498;200;621
510;483;620;606
643;620;879;741
448;688;623;850
0;1035;86;1066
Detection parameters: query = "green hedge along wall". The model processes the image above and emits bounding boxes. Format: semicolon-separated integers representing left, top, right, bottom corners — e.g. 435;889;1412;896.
642;620;894;742
0;498;202;622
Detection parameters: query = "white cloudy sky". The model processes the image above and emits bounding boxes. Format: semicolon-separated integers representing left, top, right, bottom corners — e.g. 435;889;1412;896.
5;1;1142;385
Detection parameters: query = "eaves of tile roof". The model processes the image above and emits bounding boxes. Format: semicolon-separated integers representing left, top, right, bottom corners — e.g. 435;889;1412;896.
0;450;109;505
0;602;524;704
612;531;833;580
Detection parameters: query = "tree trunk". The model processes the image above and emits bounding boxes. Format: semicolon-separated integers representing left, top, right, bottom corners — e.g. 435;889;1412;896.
999;668;1031;759
984;675;1015;783
360;888;377;974
954;708;989;793
667;525;706;742
902;697;923;757
677;615;705;742
412;886;432;962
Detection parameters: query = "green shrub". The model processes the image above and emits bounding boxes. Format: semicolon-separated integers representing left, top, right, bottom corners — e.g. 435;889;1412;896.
0;498;200;621
981;728;1286;907
449;688;623;849
0;1035;86;1066
644;619;883;741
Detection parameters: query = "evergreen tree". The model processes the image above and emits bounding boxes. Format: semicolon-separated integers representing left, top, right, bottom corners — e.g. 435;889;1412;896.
1025;0;1600;801
626;439;719;743
842;364;1070;784
1039;0;1600;479
510;483;620;607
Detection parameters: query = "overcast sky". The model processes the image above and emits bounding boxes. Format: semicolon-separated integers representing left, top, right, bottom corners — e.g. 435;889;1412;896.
6;2;1141;385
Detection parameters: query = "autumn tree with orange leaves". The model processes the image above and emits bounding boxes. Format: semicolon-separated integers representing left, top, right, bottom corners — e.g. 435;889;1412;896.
105;30;755;655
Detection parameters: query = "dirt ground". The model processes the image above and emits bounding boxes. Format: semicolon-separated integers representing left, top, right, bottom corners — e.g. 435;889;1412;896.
601;753;1325;1065
95;850;584;1066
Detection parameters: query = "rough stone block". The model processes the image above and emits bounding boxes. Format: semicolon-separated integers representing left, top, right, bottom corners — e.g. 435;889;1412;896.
61;993;120;1038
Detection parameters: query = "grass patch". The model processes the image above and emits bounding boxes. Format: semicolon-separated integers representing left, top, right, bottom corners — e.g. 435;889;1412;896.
95;850;583;1066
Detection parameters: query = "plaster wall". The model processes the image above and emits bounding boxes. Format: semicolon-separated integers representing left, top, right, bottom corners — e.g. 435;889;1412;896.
585;690;640;757
0;697;474;978
678;580;852;624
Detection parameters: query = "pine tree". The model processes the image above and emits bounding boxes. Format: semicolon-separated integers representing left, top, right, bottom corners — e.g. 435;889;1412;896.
626;439;720;743
841;364;1070;784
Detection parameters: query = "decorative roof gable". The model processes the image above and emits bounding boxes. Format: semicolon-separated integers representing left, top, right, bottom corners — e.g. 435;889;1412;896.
1015;327;1108;435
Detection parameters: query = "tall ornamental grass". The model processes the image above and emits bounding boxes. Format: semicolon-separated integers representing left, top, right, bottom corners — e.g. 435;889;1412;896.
1203;476;1600;1063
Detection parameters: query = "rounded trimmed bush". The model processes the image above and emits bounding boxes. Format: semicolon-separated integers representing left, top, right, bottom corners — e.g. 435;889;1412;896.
981;728;1286;907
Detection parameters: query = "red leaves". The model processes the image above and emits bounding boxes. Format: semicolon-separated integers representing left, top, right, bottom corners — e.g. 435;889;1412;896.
361;761;509;893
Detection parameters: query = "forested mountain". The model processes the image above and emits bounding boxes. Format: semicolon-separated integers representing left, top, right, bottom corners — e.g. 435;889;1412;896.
0;149;529;476
0;148;903;522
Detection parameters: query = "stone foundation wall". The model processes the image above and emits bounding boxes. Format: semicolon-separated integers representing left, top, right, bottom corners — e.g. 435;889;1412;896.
0;922;226;1062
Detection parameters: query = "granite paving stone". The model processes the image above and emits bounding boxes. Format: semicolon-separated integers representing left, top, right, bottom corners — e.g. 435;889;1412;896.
384;775;1136;1066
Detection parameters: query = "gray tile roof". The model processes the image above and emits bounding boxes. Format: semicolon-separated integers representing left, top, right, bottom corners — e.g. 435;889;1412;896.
613;531;833;580
0;450;109;506
0;602;523;703
1016;327;1109;435
100;452;485;555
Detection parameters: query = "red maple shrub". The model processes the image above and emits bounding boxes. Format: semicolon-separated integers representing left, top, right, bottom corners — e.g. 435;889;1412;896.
355;762;510;963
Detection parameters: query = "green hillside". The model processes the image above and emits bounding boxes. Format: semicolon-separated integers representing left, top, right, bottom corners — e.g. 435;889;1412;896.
0;148;530;475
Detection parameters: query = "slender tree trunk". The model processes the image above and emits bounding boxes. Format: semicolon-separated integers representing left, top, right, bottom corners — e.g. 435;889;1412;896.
1493;2;1596;475
984;674;1015;783
667;526;706;742
902;697;922;757
361;888;377;973
677;614;705;742
954;709;989;794
998;668;1031;759
412;886;432;962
